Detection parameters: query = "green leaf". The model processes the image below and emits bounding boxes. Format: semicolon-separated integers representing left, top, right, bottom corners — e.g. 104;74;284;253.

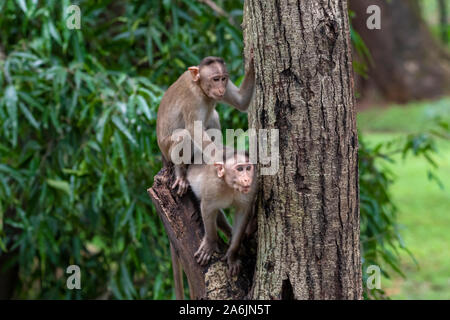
18;91;44;111
109;278;124;300
95;172;107;208
114;131;128;168
136;95;154;121
48;20;62;45
16;0;28;16
0;238;6;252
96;107;114;143
153;273;163;300
5;85;18;146
112;115;137;146
119;173;130;205
19;102;40;129
46;179;71;196
120;262;137;298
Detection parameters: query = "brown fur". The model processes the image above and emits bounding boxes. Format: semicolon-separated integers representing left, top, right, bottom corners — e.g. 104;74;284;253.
188;151;257;276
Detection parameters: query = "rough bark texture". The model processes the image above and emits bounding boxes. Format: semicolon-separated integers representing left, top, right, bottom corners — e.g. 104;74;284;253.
148;165;254;299
243;0;362;299
350;0;450;103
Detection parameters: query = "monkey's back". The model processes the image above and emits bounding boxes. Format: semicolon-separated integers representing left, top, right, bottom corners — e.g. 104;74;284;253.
156;71;194;159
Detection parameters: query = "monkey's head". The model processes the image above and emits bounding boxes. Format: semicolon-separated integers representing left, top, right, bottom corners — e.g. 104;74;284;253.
214;152;254;194
188;57;229;100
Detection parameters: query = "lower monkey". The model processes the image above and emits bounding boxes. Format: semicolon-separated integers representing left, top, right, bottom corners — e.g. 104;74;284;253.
171;148;257;299
188;148;257;276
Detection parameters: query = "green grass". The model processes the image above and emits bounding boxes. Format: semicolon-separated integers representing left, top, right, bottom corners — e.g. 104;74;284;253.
358;97;450;133
358;98;450;299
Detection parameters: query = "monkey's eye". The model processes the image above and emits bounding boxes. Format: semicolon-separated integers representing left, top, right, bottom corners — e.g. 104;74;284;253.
222;77;227;81
237;167;244;172
213;78;220;82
246;166;251;171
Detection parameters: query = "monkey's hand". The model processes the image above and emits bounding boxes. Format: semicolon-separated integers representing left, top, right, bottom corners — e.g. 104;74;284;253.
222;250;242;277
194;238;219;266
171;176;189;196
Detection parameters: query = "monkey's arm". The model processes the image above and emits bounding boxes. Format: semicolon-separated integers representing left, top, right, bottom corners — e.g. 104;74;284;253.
222;60;255;111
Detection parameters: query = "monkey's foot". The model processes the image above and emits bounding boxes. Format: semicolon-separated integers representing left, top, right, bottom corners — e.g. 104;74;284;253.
171;176;189;196
194;239;218;266
223;252;242;277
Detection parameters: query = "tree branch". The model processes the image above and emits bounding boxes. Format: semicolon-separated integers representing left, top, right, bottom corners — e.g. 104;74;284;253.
198;0;237;26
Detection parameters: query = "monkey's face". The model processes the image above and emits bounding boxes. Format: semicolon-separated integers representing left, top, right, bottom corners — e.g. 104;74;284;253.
225;161;254;194
199;62;229;100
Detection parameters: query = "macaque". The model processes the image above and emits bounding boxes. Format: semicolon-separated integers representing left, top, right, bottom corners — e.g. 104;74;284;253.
156;54;255;196
187;149;257;276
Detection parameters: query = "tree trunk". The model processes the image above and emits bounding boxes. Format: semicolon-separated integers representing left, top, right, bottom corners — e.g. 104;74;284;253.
243;0;362;299
350;0;450;103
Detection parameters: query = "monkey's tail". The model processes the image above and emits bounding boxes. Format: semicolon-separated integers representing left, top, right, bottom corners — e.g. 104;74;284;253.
170;242;185;300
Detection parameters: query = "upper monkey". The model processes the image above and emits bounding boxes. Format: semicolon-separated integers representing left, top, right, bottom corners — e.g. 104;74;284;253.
156;54;255;196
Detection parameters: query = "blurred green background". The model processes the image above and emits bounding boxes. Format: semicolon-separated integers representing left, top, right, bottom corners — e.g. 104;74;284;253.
0;0;448;299
359;99;450;299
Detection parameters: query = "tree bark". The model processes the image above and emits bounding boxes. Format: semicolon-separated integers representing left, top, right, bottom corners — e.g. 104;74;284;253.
148;165;254;299
243;0;362;299
350;0;450;103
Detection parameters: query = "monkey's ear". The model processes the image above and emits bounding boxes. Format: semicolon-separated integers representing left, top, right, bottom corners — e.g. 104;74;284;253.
214;162;225;178
188;66;200;82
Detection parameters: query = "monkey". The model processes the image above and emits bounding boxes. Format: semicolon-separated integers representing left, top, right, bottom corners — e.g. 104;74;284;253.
156;54;255;196
158;54;255;299
187;148;257;277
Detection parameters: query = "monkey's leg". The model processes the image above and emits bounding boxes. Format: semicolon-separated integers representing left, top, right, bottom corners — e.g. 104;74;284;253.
223;209;251;276
194;207;219;266
172;163;190;196
170;243;184;300
216;210;232;240
167;134;190;196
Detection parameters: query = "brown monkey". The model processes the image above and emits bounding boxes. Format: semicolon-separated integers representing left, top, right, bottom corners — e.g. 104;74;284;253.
156;55;255;196
168;149;257;299
187;148;257;276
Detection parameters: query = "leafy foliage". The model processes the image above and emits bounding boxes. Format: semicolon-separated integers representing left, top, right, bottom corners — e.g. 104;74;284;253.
0;0;446;299
359;119;449;299
0;0;246;299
